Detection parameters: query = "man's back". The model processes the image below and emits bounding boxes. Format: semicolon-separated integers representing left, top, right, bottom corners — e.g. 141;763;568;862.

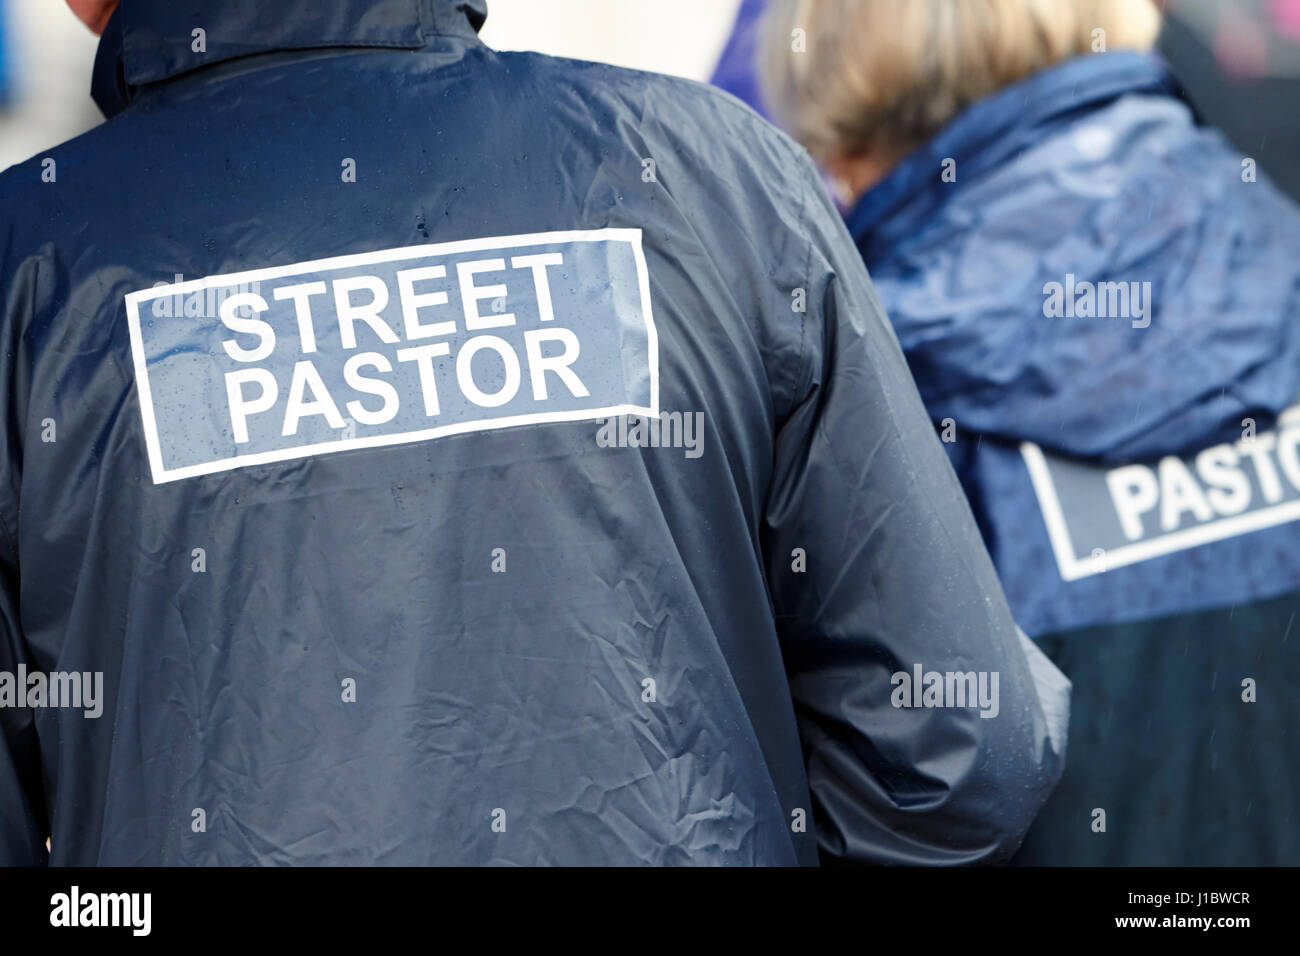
0;0;1064;865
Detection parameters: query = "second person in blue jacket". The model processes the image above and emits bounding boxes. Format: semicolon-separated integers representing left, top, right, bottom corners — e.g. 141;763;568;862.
719;0;1300;864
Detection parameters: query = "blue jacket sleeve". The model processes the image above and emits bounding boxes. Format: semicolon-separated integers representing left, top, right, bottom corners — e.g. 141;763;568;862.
763;154;1069;864
0;247;46;866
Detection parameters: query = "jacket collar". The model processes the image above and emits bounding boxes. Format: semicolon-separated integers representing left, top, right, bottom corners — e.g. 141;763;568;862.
92;0;487;118
843;52;1184;264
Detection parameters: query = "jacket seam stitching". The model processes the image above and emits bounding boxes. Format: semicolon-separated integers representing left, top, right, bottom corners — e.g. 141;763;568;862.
791;155;814;419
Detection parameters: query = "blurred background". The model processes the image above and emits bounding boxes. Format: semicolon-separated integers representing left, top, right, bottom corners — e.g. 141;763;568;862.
1;0;1298;199
0;0;102;172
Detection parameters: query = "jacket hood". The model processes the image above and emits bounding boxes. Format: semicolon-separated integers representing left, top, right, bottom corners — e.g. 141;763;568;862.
847;52;1300;463
92;0;487;117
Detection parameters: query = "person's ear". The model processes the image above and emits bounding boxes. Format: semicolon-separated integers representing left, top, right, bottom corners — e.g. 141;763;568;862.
823;150;899;205
823;154;868;207
65;0;119;35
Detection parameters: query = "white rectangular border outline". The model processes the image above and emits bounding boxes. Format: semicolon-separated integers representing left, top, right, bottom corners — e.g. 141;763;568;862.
1021;439;1300;582
124;228;660;484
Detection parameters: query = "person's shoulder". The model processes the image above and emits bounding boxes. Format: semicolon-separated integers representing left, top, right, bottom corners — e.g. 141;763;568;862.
0;112;134;218
495;49;811;174
0;147;55;210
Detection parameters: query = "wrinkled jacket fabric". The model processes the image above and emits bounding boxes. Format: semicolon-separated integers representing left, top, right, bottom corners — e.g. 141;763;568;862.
0;0;1066;866
714;27;1300;863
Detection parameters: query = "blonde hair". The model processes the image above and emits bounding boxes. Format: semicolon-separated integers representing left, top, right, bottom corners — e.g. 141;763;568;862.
761;0;1161;162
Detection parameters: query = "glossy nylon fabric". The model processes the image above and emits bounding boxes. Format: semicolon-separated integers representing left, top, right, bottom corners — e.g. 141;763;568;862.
712;18;1300;862
0;0;1065;865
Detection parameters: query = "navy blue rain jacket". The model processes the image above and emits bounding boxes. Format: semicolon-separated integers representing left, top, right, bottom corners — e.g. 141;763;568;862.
714;12;1300;863
0;0;1066;865
857;53;1300;867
